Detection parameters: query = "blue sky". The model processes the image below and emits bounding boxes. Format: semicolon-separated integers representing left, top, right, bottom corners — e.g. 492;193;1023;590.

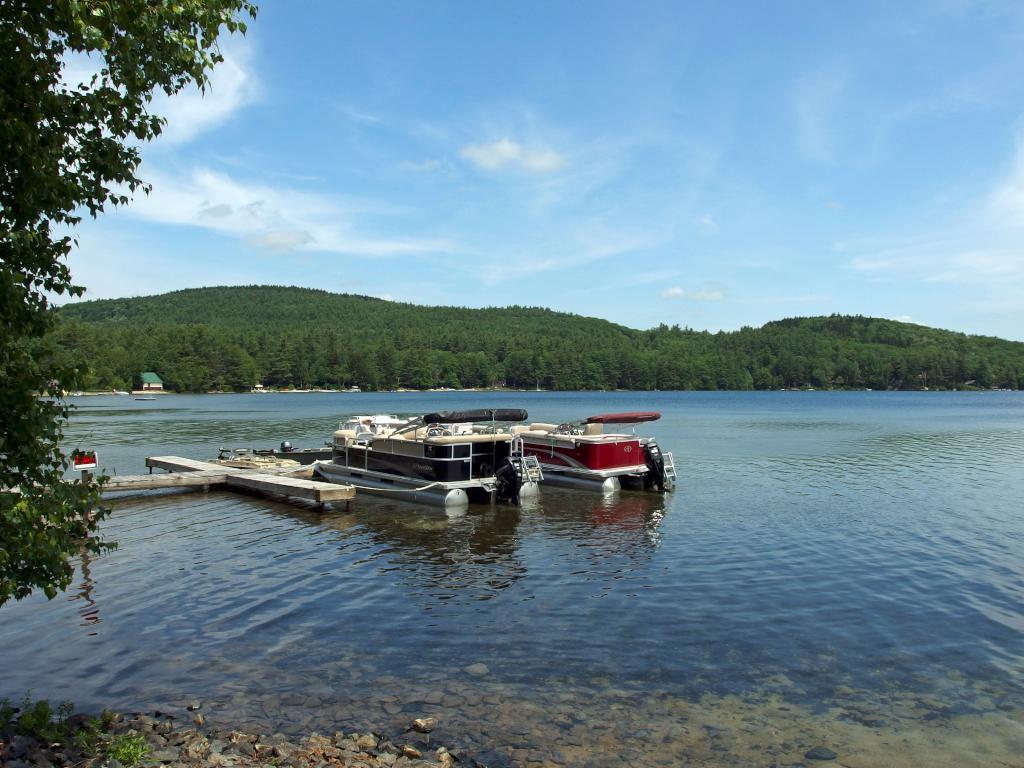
62;0;1024;340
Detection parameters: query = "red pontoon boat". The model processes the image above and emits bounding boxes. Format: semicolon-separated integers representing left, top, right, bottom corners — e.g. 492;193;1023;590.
518;412;676;493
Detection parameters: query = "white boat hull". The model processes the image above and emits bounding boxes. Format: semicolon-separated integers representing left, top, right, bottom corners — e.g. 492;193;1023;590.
315;462;475;508
537;469;621;494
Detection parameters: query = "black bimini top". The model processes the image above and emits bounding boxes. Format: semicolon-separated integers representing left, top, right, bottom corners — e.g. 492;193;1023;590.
422;408;529;424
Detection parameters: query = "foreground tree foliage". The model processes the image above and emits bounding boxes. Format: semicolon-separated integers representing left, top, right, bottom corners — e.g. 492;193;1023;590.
0;1;256;606
52;286;1024;392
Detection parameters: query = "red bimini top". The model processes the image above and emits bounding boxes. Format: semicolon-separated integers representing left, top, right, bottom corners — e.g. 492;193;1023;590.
584;412;662;425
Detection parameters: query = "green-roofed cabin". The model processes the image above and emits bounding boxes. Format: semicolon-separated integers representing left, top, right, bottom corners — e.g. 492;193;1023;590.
140;372;164;391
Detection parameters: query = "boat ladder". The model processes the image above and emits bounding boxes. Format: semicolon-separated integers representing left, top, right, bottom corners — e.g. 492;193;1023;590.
662;451;678;490
513;453;544;484
509;436;544;484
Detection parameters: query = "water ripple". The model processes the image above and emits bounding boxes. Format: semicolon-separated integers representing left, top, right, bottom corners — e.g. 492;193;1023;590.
3;392;1023;767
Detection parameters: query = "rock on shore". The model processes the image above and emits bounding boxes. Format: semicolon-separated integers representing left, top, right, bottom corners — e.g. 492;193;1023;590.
0;709;473;768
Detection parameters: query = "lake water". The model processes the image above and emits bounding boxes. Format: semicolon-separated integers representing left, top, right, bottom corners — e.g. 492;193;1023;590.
3;391;1023;767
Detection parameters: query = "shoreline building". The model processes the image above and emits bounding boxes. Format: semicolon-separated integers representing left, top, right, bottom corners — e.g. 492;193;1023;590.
139;372;164;391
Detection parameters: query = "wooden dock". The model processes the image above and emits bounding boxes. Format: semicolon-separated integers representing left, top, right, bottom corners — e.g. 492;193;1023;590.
101;456;355;508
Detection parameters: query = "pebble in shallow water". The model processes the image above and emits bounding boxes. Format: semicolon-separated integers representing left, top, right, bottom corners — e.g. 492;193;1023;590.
804;745;839;760
410;717;437;734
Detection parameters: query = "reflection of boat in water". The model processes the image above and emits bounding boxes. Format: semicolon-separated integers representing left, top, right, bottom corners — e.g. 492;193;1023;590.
134;396;157;401
519;412;676;493
315;409;543;508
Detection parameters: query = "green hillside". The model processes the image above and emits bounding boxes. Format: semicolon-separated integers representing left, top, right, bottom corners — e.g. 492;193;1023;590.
48;285;1024;392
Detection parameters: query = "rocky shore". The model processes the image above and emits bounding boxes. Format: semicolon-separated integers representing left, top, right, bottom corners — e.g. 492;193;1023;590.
1;705;471;768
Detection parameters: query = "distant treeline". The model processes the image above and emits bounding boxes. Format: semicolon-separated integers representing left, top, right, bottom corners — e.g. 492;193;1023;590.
46;286;1024;392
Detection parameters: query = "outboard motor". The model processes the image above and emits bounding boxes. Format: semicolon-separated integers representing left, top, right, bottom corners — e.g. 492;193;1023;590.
494;458;523;505
280;440;294;453
643;441;667;491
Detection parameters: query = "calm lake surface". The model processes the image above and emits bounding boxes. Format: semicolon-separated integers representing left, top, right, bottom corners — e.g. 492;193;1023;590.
3;391;1023;767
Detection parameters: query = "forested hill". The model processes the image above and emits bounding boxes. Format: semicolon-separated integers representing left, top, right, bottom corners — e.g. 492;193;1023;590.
50;285;1024;392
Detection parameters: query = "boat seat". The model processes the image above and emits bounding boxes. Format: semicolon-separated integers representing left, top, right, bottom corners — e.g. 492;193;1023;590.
511;425;529;435
424;433;513;444
529;422;558;433
583;423;603;435
520;430;576;443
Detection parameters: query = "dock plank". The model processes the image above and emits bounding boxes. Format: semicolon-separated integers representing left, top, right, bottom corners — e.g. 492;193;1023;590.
104;469;228;492
226;473;355;503
146;456;235;474
112;456;355;506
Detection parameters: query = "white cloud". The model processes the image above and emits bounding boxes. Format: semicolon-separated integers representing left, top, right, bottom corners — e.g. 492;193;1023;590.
59;51;103;90
337;105;382;125
989;131;1024;226
245;230;315;251
846;236;1024;286
923;250;1024;284
124;166;452;257
56;45;255;148
661;286;724;301
149;45;258;146
695;213;718;233
460;137;567;173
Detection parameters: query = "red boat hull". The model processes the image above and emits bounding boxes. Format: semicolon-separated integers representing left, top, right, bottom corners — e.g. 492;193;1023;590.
523;436;644;473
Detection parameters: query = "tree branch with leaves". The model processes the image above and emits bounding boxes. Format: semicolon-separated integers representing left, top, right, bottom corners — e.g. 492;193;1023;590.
0;0;257;606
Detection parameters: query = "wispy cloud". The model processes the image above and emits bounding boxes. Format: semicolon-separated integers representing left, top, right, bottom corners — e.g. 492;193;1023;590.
57;45;256;148
847;236;1024;286
460;137;567;173
337;104;382;125
793;66;847;164
661;285;725;301
149;44;259;146
479;222;668;284
923;250;1024;284
695;213;718;233
989;130;1024;226
59;51;102;90
125;166;453;257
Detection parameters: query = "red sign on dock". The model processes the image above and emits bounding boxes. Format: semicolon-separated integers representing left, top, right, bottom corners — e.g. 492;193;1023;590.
72;450;98;471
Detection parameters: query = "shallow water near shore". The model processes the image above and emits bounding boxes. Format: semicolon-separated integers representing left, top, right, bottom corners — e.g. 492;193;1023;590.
3;391;1023;766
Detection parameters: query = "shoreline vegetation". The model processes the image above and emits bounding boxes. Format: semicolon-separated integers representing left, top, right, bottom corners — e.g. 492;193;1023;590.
62;384;1021;397
48;286;1024;395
